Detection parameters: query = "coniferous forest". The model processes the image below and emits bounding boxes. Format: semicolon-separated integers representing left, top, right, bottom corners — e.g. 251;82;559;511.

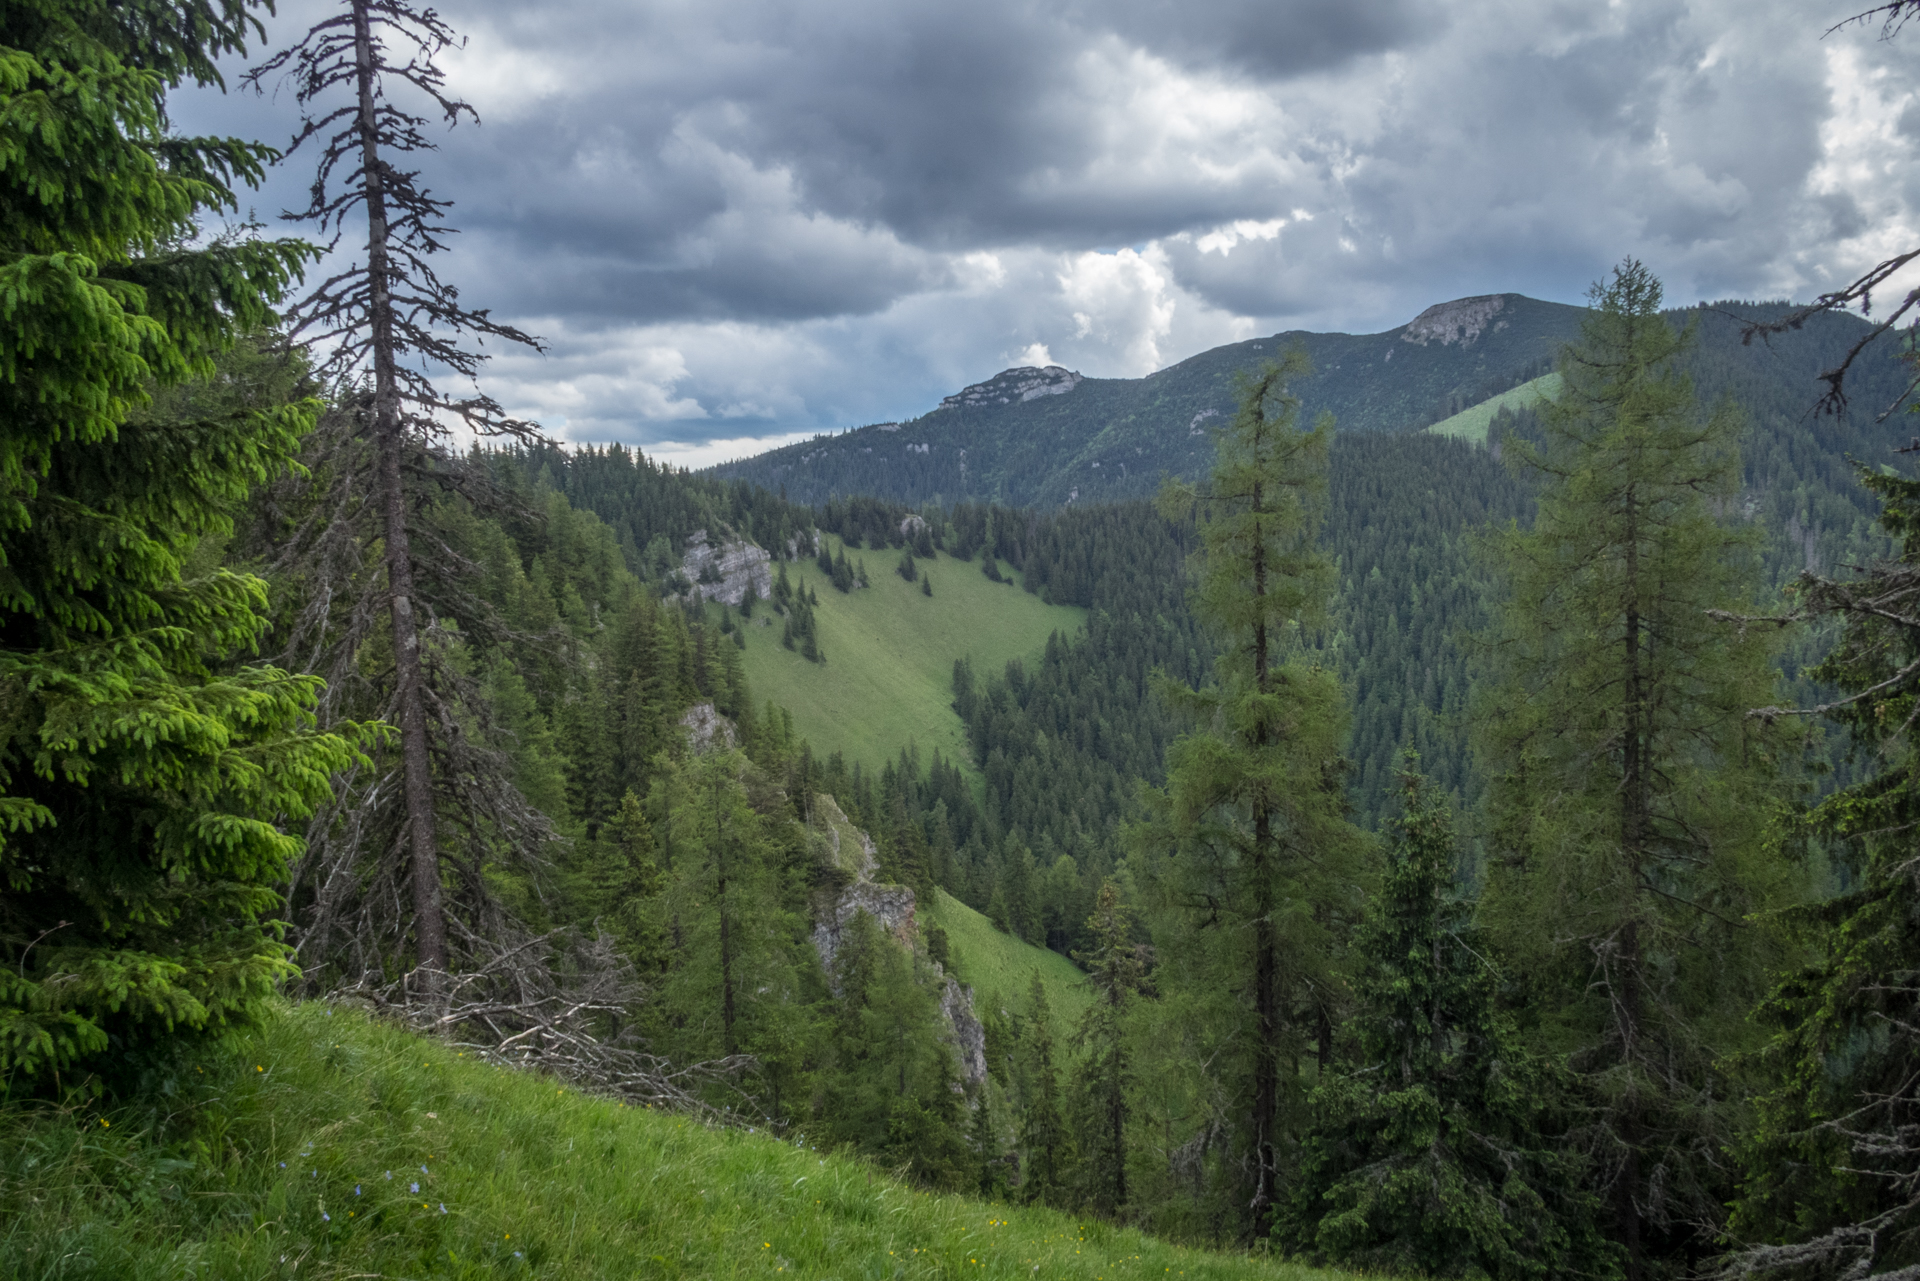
13;2;1920;1280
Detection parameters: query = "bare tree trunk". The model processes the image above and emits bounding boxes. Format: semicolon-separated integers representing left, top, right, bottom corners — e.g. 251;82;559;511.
352;0;443;977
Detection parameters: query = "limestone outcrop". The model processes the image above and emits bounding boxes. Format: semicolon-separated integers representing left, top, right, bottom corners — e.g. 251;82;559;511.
678;702;737;754
806;793;988;1086
939;365;1082;410
1401;294;1508;347
680;529;772;606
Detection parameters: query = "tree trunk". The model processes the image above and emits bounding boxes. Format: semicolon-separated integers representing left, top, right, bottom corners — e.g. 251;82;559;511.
1248;455;1282;1238
1618;482;1647;1281
715;776;736;1056
352;0;444;978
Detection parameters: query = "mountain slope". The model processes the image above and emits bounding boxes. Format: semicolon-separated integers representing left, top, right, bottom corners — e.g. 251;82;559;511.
3;1002;1363;1281
712;297;1911;514
733;536;1085;778
1428;372;1562;443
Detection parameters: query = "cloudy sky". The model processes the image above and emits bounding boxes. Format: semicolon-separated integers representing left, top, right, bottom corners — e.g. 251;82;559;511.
177;0;1920;465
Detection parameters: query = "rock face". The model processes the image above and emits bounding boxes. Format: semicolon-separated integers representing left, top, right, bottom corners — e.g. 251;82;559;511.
681;529;773;606
679;702;737;754
807;793;988;1087
1401;294;1508;347
940;366;1082;410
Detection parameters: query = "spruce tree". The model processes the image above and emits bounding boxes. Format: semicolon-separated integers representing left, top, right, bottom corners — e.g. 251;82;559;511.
1475;261;1796;1278
1133;354;1369;1236
0;0;364;1079
1070;880;1143;1215
1728;460;1920;1281
821;910;969;1188
1283;761;1611;1279
1016;971;1072;1205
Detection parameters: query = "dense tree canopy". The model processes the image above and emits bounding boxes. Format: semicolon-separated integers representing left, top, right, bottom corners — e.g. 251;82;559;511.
0;0;363;1081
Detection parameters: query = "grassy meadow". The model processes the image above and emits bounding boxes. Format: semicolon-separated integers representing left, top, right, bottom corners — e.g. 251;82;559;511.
735;538;1085;778
1424;371;1561;444
0;1003;1373;1281
928;889;1094;1046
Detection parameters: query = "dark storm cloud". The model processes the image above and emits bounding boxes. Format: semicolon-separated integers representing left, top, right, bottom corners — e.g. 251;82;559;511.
1081;0;1435;78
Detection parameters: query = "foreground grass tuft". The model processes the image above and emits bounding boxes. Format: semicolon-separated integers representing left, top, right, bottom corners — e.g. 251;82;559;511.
0;1003;1369;1280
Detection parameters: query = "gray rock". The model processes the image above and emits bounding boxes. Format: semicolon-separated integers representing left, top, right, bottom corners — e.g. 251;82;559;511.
806;793;988;1087
680;529;773;606
1401;294;1508;347
678;701;737;754
939;365;1082;411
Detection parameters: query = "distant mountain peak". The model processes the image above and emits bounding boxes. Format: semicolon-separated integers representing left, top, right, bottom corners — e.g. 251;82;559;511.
939;365;1083;411
1402;294;1509;347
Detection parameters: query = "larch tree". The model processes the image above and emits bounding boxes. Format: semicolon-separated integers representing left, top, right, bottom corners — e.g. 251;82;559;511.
1475;261;1798;1280
1133;353;1369;1238
0;0;364;1079
243;0;546;988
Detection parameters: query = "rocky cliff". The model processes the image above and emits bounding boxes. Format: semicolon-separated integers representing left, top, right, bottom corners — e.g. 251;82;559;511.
938;365;1082;410
1401;294;1509;347
807;794;987;1086
680;529;773;606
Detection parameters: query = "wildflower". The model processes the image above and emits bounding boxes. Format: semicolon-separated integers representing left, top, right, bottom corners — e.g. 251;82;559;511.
279;1162;285;1168
322;1212;330;1222
256;1065;264;1072
440;1203;448;1214
354;1185;362;1196
421;1164;429;1173
99;1118;108;1128
385;1171;393;1180
411;1182;420;1193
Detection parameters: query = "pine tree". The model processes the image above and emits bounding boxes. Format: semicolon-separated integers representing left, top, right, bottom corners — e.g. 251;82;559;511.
1133;353;1369;1236
0;0;364;1079
1283;760;1611;1279
1475;261;1797;1278
1070;881;1143;1215
1016;972;1072;1205
1729;459;1920;1281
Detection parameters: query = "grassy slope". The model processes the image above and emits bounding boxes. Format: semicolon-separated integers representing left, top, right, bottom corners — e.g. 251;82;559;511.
927;889;1093;1045
737;538;1085;777
0;1004;1370;1281
1425;371;1562;444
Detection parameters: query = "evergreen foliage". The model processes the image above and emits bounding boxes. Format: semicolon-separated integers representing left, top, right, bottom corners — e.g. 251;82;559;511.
1283;762;1609;1279
821;910;970;1189
1069;881;1144;1216
1729;459;1920;1281
0;0;366;1081
1475;262;1799;1278
1015;971;1073;1205
1134;355;1371;1238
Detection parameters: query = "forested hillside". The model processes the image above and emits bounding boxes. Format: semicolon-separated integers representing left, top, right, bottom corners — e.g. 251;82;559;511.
711;296;1909;512
22;3;1920;1281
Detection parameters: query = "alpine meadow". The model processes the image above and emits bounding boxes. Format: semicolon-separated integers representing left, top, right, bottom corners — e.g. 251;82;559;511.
10;2;1920;1280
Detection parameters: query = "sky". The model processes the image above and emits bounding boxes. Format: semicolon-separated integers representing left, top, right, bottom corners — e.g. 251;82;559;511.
175;0;1920;467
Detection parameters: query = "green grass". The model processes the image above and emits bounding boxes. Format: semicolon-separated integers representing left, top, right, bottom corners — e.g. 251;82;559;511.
0;1004;1372;1281
1424;372;1561;444
736;539;1085;778
927;889;1093;1047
